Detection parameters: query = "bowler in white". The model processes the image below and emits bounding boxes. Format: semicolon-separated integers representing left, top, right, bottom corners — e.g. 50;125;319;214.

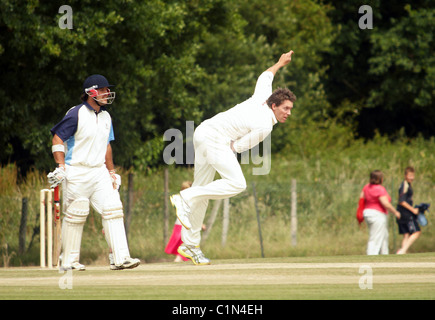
171;50;296;265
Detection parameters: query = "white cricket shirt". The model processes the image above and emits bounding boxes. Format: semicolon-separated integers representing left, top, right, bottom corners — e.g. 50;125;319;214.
51;102;114;167
201;71;277;153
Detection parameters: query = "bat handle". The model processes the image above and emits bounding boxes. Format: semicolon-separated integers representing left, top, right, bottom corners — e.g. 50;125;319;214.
53;186;61;222
54;186;60;202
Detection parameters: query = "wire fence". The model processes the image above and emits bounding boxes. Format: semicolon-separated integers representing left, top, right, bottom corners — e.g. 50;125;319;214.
1;176;434;266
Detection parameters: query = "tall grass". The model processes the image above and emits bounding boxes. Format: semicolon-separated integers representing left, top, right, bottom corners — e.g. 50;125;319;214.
1;126;435;267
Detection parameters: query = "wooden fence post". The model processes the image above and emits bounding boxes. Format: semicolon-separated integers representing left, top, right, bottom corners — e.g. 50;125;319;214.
125;173;134;238
221;198;230;247
202;199;222;243
391;179;397;253
252;183;264;258
163;168;169;247
291;179;297;247
19;197;28;255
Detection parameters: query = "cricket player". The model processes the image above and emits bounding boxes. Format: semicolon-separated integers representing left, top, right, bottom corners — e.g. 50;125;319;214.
171;50;296;265
47;74;140;270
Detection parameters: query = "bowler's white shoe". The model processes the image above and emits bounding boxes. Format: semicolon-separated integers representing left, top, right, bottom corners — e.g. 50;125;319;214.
110;254;140;270
177;244;210;265
170;194;192;230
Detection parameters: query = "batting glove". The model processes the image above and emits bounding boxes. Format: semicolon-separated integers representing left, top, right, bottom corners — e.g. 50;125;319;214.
47;165;66;189
109;169;121;190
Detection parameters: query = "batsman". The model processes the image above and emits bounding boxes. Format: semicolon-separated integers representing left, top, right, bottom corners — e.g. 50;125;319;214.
47;74;140;271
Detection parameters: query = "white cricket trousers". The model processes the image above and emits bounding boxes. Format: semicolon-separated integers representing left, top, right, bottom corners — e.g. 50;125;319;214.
64;165;119;212
180;124;247;246
363;209;389;255
62;165;131;266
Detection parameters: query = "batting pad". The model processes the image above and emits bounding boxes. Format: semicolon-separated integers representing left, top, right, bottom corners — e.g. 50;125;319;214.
61;198;89;267
102;217;130;266
101;197;130;266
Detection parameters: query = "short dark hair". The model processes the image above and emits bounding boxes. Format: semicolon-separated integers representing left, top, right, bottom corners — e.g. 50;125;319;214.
81;92;88;102
266;88;296;109
370;170;384;185
405;166;415;175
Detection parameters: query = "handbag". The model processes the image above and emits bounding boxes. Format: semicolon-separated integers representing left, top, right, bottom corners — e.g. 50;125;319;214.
356;198;365;224
414;203;430;227
417;213;428;226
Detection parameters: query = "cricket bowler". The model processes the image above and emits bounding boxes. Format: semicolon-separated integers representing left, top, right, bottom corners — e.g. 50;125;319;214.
171;50;296;265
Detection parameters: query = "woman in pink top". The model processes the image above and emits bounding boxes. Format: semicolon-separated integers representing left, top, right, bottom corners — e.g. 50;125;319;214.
359;170;401;255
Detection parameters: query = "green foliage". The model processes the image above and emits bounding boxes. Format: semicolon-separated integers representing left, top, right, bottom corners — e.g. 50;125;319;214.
323;0;435;138
0;0;335;173
367;6;435;132
0;0;434;177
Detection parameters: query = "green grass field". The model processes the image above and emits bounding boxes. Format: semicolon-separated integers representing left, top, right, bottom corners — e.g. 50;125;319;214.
1;253;434;301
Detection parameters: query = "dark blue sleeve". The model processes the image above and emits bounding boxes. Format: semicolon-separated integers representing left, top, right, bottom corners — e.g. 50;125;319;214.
50;105;81;142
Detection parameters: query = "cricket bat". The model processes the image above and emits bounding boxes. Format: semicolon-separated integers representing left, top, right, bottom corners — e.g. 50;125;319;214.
53;186;62;267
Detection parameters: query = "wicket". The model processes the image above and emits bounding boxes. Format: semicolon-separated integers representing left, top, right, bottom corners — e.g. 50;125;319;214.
40;189;54;268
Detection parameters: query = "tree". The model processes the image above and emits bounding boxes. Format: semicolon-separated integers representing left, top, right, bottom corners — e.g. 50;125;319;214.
366;5;435;137
0;0;250;172
0;0;337;174
0;1;125;173
322;0;435;138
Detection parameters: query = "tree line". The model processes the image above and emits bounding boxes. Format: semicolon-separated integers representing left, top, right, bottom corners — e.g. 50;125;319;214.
0;0;433;175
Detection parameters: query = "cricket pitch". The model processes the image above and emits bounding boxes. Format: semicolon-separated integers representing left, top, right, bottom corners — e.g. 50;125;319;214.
1;254;434;300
